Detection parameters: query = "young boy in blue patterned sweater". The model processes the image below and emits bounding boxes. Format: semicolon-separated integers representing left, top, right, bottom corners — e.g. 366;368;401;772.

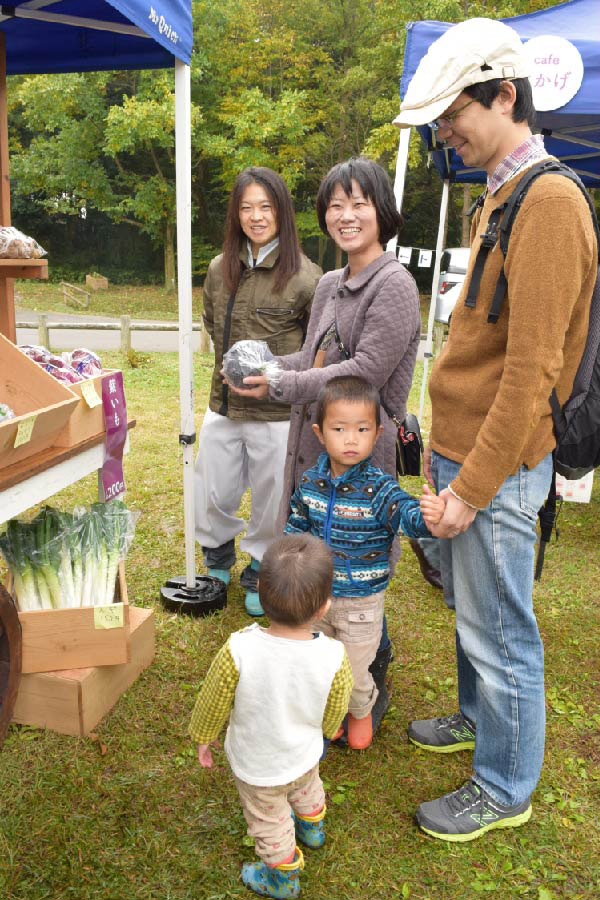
285;375;444;750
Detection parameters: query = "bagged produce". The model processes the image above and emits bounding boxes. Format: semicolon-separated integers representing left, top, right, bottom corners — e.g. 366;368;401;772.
222;339;282;388
0;501;138;611
0;226;46;259
62;349;102;379
20;345;103;383
0;403;15;421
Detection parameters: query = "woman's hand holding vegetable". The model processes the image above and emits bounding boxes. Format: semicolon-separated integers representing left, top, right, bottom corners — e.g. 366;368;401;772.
221;369;270;399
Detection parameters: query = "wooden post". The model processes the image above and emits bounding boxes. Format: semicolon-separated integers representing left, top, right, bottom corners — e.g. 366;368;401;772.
38;313;49;349
433;323;445;358
199;323;211;354
0;33;16;342
120;315;131;354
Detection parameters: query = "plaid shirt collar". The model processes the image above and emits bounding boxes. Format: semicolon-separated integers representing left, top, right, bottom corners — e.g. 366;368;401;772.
488;133;549;195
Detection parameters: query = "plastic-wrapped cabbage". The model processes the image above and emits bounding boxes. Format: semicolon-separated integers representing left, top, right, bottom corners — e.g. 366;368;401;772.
1;403;15;421
223;340;282;388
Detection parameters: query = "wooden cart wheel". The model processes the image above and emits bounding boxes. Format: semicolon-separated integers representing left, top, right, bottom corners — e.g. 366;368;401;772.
0;583;21;747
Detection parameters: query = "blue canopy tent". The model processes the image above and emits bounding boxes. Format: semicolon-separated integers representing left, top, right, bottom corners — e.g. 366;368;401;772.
0;2;200;592
391;0;600;416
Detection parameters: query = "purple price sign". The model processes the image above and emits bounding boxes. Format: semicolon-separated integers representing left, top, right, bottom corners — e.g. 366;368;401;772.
101;371;128;500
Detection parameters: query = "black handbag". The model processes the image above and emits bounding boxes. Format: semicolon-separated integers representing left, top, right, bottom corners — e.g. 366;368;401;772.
381;405;424;478
333;317;424;478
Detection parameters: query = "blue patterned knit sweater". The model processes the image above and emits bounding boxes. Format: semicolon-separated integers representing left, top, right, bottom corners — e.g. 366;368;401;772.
285;453;431;598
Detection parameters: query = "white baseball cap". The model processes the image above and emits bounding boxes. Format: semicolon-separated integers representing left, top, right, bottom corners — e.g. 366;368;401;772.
393;18;530;129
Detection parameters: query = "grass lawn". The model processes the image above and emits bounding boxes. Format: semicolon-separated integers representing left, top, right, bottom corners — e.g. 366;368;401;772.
1;353;598;900
14;281;205;322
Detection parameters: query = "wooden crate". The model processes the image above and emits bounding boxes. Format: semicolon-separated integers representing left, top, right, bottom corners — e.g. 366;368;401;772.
12;606;154;736
0;332;78;470
54;369;118;448
17;561;130;674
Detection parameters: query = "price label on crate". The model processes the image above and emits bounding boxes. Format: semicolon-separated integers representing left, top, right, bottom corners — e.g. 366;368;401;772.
13;415;36;448
94;603;124;630
81;380;102;408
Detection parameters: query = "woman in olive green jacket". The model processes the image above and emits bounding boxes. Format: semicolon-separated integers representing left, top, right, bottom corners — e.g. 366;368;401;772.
195;167;321;615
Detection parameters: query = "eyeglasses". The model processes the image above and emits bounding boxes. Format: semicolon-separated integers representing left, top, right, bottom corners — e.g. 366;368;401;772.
429;99;476;132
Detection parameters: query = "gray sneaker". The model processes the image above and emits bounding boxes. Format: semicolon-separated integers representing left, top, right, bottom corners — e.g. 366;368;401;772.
415;779;532;842
408;712;475;753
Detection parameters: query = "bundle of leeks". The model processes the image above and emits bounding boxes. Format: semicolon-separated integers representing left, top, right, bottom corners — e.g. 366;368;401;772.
0;500;134;611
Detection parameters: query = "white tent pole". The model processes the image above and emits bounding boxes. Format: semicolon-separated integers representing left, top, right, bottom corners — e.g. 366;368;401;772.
419;178;449;421
386;126;411;251
174;57;196;588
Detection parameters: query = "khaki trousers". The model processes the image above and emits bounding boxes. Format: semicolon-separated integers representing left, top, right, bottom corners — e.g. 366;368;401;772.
234;764;324;865
314;591;385;719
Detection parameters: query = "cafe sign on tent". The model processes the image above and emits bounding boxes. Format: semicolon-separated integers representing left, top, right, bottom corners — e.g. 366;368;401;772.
524;35;584;111
418;250;432;268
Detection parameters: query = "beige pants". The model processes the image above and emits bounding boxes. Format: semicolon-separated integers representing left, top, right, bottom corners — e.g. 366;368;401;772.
234;764;324;865
314;591;385;719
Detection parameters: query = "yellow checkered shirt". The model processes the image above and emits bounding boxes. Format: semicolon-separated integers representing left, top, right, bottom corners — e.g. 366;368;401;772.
189;637;353;743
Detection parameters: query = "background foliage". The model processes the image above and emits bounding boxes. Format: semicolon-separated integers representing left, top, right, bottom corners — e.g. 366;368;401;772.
7;0;563;289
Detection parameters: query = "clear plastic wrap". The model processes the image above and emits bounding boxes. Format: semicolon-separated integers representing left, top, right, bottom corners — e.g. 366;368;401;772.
20;345;103;383
223;339;282;388
0;226;46;259
0;500;139;611
62;348;102;379
0;403;15;421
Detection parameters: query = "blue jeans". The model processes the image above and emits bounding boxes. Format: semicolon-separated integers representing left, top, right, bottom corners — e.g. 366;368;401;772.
418;537;455;609
431;451;553;807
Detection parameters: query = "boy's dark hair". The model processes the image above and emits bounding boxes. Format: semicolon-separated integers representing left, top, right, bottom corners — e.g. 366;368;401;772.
464;77;535;126
315;375;381;429
316;157;402;246
259;534;333;626
222;166;302;295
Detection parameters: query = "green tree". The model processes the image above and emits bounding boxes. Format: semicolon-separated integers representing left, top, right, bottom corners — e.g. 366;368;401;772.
10;69;202;291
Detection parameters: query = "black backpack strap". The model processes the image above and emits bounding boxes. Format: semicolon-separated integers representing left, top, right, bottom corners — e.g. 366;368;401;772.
535;460;558;581
488;159;598;325
464;204;506;309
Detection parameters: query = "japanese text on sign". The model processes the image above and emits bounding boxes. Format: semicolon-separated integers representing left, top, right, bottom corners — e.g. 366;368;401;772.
524;35;583;111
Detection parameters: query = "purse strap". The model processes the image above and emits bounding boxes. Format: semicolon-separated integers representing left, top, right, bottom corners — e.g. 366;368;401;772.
333;316;403;428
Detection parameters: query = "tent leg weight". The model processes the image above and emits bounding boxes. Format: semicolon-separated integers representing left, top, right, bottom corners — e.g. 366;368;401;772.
160;575;227;616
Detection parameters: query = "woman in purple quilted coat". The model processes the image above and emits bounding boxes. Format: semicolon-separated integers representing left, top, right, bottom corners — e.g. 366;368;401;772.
228;158;421;686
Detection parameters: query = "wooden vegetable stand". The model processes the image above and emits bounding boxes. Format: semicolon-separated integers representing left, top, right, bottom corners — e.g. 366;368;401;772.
0;3;194;741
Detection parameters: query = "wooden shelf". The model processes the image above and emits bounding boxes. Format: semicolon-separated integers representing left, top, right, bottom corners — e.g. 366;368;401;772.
0;258;48;280
0;420;135;524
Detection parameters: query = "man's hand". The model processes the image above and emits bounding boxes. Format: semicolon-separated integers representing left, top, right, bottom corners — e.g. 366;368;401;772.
222;370;269;399
197;741;219;768
435;489;477;538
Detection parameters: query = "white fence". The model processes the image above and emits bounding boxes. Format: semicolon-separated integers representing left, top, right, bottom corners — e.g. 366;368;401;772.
16;313;212;354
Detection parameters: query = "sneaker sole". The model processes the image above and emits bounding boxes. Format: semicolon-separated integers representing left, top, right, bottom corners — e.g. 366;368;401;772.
409;736;475;753
418;805;532;842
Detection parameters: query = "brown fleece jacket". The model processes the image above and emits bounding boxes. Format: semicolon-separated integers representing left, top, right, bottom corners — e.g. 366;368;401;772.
429;167;597;509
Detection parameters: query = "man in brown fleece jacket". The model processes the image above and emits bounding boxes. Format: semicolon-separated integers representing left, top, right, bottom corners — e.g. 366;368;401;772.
394;18;597;842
